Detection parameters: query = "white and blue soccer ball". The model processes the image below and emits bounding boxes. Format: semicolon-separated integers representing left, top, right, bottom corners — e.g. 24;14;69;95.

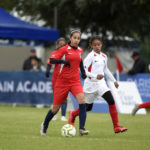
61;124;76;137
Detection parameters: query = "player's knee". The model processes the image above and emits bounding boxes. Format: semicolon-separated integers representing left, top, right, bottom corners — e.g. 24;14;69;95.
79;99;85;104
108;100;115;105
76;94;85;104
86;103;93;111
102;91;115;105
52;105;60;114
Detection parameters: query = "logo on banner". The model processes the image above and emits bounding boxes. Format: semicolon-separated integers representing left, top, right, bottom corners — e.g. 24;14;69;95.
0;81;52;93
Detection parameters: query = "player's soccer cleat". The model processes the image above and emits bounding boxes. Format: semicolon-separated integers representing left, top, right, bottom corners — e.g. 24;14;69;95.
79;128;89;136
114;126;128;133
131;104;140;116
61;116;67;121
52;115;57;121
40;123;47;136
68;110;75;126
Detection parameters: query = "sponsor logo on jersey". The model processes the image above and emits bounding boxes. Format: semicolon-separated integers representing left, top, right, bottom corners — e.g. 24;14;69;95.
79;53;82;58
78;47;82;51
67;46;71;49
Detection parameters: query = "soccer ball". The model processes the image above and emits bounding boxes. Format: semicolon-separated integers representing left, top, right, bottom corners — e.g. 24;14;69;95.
61;124;76;137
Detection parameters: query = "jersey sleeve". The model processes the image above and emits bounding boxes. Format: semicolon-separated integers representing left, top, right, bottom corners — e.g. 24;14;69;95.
51;47;66;59
47;51;57;65
83;53;97;79
104;57;116;82
47;58;51;65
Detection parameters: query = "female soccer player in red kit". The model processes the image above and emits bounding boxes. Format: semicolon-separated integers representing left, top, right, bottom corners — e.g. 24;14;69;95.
40;30;88;136
46;37;68;121
132;101;150;115
68;35;127;133
132;65;150;115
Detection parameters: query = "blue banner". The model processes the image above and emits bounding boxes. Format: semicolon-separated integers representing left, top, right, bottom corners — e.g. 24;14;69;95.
0;71;53;105
119;73;150;102
0;39;44;47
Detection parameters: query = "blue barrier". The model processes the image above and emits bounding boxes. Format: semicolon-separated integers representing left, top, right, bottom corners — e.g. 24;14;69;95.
1;71;149;113
0;71;53;105
119;73;150;102
0;71;109;112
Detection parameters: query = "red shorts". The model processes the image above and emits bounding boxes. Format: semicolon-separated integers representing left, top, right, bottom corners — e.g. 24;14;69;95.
53;84;83;105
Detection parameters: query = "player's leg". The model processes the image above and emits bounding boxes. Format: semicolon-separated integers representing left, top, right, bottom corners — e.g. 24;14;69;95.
71;85;89;135
68;103;93;125
51;78;57;121
40;105;61;135
132;101;150;115
102;91;127;133
68;109;79;125
75;93;89;135
61;101;67;121
40;86;69;135
139;101;150;108
68;92;95;125
86;103;94;111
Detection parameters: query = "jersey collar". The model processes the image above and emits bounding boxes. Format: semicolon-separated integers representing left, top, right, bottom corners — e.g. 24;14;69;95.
92;50;101;55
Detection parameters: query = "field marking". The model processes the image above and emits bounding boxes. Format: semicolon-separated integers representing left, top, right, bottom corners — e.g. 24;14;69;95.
0;134;139;143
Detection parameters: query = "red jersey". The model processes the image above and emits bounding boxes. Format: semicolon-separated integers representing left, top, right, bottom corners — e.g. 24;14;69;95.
52;44;83;85
47;51;60;80
47;51;61;88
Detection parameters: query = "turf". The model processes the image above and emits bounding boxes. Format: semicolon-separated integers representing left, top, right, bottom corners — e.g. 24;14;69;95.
0;104;150;150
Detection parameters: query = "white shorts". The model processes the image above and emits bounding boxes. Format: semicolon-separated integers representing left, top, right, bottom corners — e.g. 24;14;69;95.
84;78;110;104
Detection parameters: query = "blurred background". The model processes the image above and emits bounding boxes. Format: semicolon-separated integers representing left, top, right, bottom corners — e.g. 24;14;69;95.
0;0;150;72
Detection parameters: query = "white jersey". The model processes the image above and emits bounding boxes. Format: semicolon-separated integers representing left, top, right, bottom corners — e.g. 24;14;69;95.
83;50;116;95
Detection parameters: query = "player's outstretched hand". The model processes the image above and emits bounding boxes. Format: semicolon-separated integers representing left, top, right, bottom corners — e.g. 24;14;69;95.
64;60;71;67
114;81;119;88
45;71;50;78
97;74;104;80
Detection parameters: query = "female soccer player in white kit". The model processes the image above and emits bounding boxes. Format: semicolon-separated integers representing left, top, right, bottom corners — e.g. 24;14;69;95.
68;35;127;133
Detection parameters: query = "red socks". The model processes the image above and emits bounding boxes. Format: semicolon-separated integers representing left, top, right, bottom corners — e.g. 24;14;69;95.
109;104;119;128
73;108;79;117
73;104;121;129
139;101;150;109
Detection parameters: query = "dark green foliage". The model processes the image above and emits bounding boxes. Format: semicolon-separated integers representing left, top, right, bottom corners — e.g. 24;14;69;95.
1;0;150;39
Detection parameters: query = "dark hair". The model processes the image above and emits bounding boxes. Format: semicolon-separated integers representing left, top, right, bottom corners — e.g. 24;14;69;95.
30;48;36;52
56;37;66;44
70;30;81;37
31;56;39;62
131;51;140;58
89;35;103;45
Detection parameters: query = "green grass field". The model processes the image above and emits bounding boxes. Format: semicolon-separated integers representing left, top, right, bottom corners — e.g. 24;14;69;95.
0;104;150;150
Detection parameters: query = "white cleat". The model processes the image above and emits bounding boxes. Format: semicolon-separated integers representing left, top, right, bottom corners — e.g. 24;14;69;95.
79;128;89;136
52;115;57;121
40;123;47;136
131;104;140;116
61;116;67;121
